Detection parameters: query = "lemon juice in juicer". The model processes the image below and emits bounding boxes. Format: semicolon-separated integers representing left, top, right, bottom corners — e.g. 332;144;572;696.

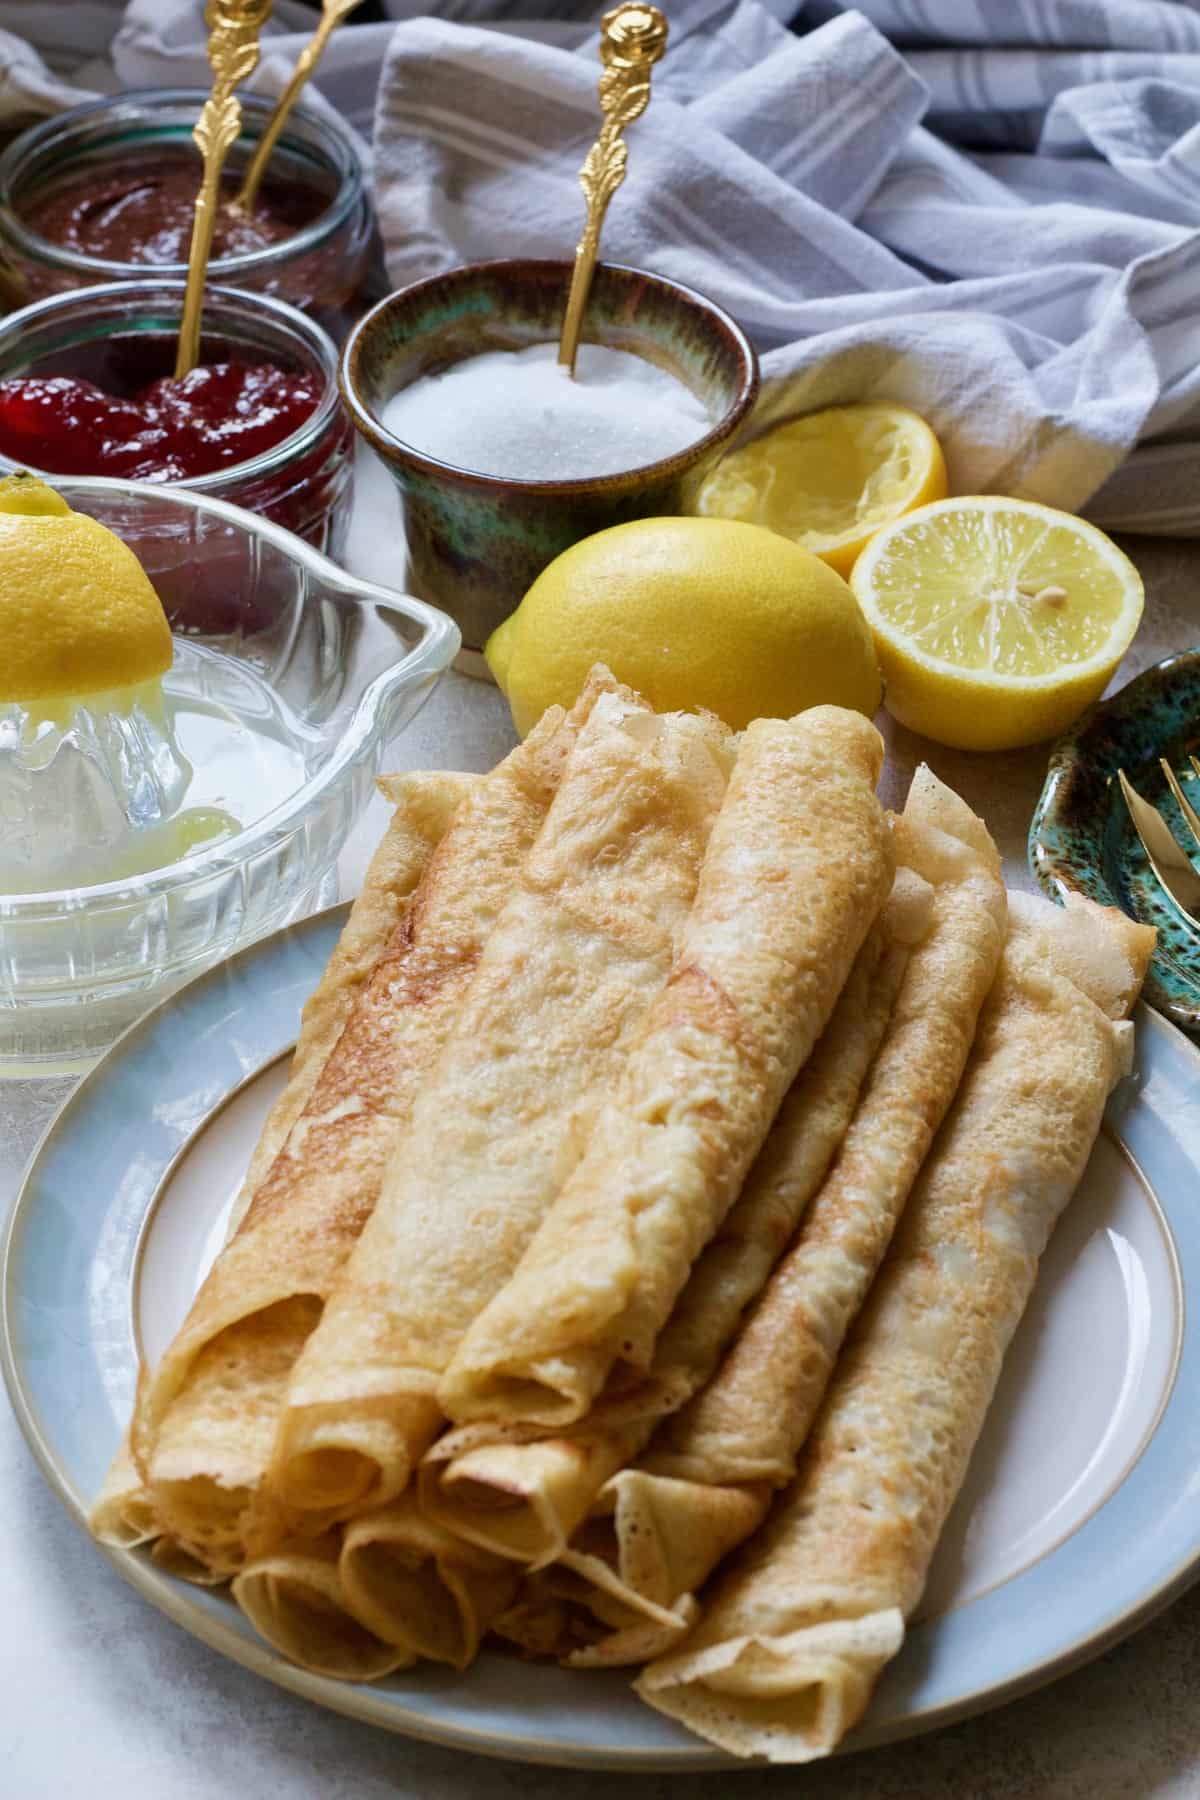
1;474;307;894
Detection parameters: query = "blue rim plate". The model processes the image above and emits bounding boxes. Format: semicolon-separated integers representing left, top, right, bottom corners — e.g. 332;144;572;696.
4;906;1200;1771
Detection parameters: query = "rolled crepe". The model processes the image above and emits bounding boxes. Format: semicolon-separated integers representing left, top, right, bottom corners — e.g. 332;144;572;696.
555;769;1007;1661
128;698;587;1574
440;708;893;1431
90;1440;161;1552
490;1562;699;1664
89;770;471;1563
233;1536;415;1681
233;769;476;1227
150;1536;236;1587
265;691;731;1533
339;1496;520;1669
420;908;909;1565
638;892;1154;1761
490;1577;574;1658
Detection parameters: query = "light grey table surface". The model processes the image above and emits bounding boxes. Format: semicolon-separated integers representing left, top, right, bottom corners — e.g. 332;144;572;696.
3;467;1200;1798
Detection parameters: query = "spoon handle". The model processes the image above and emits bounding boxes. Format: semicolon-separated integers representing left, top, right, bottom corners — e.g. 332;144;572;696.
233;0;365;216
176;0;273;379
558;5;668;378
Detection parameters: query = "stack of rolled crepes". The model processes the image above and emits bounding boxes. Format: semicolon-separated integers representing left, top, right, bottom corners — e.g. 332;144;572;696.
91;663;1155;1759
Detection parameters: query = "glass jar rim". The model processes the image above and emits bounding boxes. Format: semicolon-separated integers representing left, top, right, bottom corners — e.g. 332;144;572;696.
0;277;345;491
0;86;365;282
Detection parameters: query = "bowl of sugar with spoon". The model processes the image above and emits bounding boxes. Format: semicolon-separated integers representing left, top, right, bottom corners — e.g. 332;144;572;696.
340;258;758;675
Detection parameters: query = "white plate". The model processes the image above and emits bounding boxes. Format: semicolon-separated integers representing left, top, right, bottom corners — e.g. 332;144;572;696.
5;906;1200;1770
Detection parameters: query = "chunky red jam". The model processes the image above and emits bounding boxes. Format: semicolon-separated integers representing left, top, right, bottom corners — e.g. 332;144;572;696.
24;157;327;266
0;362;322;481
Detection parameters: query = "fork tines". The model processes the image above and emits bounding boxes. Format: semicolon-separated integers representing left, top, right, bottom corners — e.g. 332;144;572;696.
1118;763;1200;931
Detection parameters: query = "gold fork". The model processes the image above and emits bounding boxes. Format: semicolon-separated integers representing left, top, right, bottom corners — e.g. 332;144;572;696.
1118;755;1200;929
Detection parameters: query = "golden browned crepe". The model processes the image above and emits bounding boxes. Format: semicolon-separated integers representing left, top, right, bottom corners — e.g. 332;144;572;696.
125;699;591;1574
233;769;475;1228
638;893;1154;1761
490;769;1005;1658
490;1576;576;1658
149;1535;240;1586
340;1497;520;1669
440;708;894;1433
90;1440;161;1553
88;771;472;1560
431;766;1007;1641
648;770;1006;1482
265;690;732;1533
419;910;908;1566
232;1536;416;1680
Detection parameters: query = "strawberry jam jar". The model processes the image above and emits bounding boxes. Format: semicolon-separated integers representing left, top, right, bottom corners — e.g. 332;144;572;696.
0;90;372;324
0;282;353;556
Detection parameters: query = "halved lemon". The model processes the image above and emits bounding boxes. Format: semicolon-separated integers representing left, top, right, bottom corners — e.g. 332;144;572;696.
0;472;172;703
850;495;1144;752
695;402;948;576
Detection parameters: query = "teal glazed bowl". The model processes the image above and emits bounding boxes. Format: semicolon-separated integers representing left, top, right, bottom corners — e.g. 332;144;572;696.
340;259;759;673
1029;648;1200;1034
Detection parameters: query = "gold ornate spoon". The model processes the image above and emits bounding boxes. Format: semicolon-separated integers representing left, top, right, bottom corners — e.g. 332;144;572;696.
557;3;668;377
232;0;365;216
175;0;273;379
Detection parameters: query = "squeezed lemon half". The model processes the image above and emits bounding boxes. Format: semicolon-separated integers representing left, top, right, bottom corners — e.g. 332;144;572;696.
0;473;173;704
696;402;948;576
850;495;1144;751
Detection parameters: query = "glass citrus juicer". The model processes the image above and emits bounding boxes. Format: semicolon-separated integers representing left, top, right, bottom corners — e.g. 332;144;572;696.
0;474;459;1075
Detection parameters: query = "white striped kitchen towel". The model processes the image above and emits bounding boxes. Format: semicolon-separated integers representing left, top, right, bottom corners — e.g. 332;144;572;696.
11;0;1200;533
369;0;1200;534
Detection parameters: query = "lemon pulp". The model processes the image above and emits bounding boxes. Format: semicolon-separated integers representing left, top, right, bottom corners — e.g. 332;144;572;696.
850;495;1144;751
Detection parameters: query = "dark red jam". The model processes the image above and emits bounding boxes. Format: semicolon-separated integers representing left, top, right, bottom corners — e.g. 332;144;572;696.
0;363;322;481
23;157;327;266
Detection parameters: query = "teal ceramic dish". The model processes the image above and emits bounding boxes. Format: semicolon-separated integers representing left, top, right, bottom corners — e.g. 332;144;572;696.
341;259;758;673
1030;649;1200;1033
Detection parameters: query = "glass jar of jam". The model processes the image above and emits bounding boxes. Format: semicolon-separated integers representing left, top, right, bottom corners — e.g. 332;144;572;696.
0;280;353;558
0;89;373;327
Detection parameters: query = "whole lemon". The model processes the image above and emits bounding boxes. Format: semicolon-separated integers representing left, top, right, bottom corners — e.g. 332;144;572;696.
0;472;173;704
486;516;883;735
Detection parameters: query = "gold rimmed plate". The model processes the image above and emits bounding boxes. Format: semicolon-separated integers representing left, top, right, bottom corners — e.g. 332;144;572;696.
4;906;1200;1769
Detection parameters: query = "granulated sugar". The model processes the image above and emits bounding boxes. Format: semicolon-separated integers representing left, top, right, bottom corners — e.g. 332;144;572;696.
382;342;713;481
